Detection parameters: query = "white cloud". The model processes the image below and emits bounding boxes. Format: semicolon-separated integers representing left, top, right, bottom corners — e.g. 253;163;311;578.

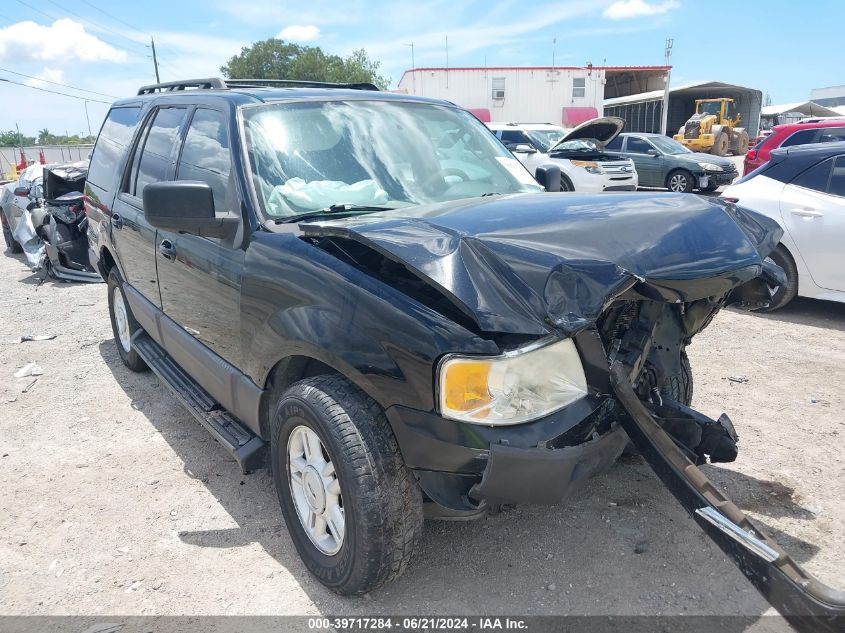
603;0;680;20
277;25;321;42
25;67;66;88
0;19;128;63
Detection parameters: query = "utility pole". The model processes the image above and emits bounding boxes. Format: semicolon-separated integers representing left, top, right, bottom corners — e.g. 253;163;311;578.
405;42;415;94
445;35;449;89
660;38;673;135
83;100;93;139
552;37;556;69
150;36;161;83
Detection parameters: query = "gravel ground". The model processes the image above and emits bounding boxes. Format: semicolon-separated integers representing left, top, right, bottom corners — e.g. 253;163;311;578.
0;237;842;620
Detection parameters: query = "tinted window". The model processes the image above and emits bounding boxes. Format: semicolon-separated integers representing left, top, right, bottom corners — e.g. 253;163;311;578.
87;107;141;188
626;137;653;153
829;156;845;197
500;130;532;146
605;136;623;151
818;127;845;144
130;107;187;197
176;109;231;212
792;158;832;192
781;129;818;148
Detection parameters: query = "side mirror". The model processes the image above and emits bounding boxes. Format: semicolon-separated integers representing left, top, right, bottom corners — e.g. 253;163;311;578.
511;143;537;154
534;164;561;192
646;149;660;156
143;181;236;239
13;186;30;197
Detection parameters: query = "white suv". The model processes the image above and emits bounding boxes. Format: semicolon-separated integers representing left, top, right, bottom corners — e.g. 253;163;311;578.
488;119;638;192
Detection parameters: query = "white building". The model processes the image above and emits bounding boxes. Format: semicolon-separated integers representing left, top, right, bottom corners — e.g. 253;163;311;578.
397;65;670;127
810;85;845;108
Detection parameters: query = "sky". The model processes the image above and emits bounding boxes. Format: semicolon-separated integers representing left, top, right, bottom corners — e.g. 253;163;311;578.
1;0;842;139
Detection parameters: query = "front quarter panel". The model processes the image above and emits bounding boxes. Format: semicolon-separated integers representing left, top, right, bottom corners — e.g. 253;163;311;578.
240;230;498;412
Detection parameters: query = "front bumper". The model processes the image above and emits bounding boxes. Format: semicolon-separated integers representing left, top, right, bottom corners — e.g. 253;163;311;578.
610;361;845;633
470;423;628;504
567;169;638;193
699;171;737;188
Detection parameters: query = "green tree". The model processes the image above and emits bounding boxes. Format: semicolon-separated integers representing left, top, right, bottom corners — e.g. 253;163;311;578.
38;128;54;145
0;130;36;147
221;38;390;90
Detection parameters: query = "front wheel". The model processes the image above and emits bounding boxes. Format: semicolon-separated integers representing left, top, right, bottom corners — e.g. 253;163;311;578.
559;174;574;192
666;170;694;193
271;375;423;595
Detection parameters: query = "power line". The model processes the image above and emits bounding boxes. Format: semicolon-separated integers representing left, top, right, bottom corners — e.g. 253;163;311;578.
43;0;150;54
10;0;144;57
79;0;147;35
0;67;118;99
0;76;111;104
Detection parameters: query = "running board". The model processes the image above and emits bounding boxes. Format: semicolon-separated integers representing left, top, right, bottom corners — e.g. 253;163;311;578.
133;332;265;473
610;361;845;633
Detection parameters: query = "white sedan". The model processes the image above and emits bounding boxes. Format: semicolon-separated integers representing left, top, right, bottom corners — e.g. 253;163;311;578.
722;141;845;310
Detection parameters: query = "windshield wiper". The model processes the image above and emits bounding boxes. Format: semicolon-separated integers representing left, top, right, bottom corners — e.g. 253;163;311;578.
274;203;397;224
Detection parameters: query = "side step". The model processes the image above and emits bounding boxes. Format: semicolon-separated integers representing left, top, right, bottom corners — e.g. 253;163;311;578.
133;332;265;473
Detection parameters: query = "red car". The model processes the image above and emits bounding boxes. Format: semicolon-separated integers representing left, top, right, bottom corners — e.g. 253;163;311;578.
743;120;845;174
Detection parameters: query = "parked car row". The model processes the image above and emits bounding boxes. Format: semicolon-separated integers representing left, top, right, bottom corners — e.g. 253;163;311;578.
488;118;739;193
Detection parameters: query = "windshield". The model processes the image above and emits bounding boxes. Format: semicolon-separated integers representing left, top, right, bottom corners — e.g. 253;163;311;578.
698;102;722;116
525;129;565;152
243;100;541;219
648;135;692;155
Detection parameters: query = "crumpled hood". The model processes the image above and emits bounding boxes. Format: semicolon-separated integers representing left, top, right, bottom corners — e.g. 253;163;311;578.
681;152;738;169
301;193;782;336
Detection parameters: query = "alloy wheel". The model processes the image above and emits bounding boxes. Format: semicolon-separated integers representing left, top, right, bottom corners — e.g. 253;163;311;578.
287;425;345;555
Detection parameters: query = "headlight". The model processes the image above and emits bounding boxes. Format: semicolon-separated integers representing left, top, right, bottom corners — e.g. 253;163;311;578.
437;338;588;425
570;160;603;174
698;162;723;172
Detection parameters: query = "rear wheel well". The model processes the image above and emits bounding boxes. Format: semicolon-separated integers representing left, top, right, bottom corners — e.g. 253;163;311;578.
260;356;339;438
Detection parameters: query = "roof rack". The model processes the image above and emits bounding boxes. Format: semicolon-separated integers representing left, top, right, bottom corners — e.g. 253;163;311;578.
137;77;379;96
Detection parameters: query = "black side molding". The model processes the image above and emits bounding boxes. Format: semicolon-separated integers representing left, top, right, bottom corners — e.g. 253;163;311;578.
610;361;845;633
133;332;265;473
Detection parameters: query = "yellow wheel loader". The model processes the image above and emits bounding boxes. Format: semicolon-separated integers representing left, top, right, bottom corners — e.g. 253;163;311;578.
673;98;750;156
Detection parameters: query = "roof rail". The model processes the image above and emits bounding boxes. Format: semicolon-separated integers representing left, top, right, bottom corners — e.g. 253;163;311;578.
136;77;379;96
137;78;226;95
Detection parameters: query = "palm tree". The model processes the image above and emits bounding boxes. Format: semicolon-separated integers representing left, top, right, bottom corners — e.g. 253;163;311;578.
38;128;52;145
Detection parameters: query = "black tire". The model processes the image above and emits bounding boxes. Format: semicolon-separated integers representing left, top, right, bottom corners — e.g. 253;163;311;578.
559;174;574;192
753;244;798;312
107;268;148;372
2;213;23;254
666;169;694;193
712;133;729;157
735;131;749;156
271;375;423;595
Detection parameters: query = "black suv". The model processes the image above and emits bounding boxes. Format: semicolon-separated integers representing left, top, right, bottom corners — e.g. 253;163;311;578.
85;78;844;622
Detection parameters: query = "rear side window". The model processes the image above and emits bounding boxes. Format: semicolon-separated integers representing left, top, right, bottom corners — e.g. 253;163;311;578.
781;129;818;148
87;106;141;188
791;158;832;193
818;127;845;144
176;109;231;212
828;156;845;197
127;107;188;197
605;136;623;151
500;130;531;146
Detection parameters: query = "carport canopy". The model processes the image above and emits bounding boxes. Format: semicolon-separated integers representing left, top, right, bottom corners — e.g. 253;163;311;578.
604;80;763;137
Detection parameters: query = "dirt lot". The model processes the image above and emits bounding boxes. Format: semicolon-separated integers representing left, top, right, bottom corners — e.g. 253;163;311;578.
0;242;843;620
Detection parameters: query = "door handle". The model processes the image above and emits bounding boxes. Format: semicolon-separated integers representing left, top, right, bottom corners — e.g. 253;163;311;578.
790;208;823;218
111;213;123;229
158;239;176;260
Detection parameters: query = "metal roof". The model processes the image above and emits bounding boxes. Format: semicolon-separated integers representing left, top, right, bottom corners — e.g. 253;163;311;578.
604;80;762;107
761;101;841;117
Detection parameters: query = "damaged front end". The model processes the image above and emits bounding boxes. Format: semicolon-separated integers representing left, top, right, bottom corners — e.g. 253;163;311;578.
299;192;844;628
